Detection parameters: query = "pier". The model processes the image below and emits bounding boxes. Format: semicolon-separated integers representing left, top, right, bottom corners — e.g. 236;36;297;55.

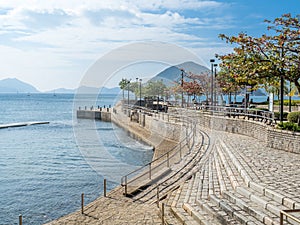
76;107;112;122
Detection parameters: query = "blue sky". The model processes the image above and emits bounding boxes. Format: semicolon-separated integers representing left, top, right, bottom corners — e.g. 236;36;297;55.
0;0;299;91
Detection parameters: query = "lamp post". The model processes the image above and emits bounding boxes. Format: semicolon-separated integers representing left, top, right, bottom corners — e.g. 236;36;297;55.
210;59;215;106
135;78;138;101
289;81;291;112
180;69;184;108
127;79;131;106
213;63;218;106
280;46;284;123
139;78;142;106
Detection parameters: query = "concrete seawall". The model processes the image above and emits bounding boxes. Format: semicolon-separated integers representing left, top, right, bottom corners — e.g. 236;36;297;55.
110;106;183;160
77;109;111;122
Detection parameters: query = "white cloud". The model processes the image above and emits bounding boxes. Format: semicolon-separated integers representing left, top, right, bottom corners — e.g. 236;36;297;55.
0;0;231;90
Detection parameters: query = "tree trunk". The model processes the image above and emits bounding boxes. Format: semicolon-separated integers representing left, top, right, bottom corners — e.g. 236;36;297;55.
294;79;300;96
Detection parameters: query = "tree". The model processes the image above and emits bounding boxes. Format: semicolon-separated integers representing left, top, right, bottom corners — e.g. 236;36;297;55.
218;13;300;93
119;78;130;99
188;72;211;101
143;80;167;98
217;14;300;120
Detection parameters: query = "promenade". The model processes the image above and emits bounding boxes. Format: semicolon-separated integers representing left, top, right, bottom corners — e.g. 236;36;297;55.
46;107;300;225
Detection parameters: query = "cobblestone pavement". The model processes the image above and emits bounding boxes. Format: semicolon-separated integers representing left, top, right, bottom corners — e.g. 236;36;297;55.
45;187;162;225
220;131;300;203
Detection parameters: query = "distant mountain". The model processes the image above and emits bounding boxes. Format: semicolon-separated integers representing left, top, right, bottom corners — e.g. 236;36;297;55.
48;86;121;94
0;78;121;94
101;87;121;94
46;88;75;94
151;61;210;86
0;78;40;93
76;86;121;94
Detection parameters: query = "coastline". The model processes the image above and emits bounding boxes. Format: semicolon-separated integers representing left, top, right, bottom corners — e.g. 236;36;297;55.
44;104;180;224
110;104;179;161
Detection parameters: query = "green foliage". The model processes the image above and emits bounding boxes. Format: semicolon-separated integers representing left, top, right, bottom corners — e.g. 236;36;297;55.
119;78;130;90
287;111;300;123
273;99;300;106
277;122;300;132
143;80;167;97
274;111;288;120
253;108;270;111
217;14;300;95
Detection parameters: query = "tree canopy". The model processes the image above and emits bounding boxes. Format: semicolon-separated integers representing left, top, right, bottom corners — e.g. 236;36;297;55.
217;13;300;94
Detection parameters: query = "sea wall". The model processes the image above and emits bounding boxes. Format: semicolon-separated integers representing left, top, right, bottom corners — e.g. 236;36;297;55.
77;109;111;122
196;112;300;154
111;108;186;160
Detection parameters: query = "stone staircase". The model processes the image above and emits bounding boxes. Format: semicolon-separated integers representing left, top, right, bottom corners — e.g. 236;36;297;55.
162;132;300;225
131;127;210;203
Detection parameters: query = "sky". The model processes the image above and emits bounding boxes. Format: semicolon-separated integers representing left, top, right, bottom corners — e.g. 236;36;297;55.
0;0;299;91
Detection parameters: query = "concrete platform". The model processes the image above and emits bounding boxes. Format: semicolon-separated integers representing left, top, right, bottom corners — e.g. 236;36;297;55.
0;121;49;129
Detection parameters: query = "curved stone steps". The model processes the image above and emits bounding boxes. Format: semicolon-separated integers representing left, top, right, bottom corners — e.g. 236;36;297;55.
215;143;244;190
223;188;289;225
170;180;199;225
215;138;298;224
131;129;209;203
220;136;263;183
209;194;264;225
219;139;300;210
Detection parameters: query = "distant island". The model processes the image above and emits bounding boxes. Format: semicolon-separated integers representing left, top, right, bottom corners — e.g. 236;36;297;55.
0;78;121;94
0;78;39;93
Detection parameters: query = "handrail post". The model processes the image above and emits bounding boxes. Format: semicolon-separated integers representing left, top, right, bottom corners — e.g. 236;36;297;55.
161;203;165;225
157;185;160;207
124;176;127;196
280;211;283;225
149;163;152;179
19;214;22;225
104;179;107;197
81;193;84;214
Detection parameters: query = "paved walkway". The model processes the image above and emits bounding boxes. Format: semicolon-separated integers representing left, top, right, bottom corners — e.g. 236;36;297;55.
45;187;162;225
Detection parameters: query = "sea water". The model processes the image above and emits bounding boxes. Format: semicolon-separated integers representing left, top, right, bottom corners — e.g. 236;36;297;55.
0;93;153;225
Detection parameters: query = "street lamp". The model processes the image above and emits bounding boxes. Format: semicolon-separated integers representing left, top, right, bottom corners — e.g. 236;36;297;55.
210;59;215;106
213;63;218;106
139;78;142;106
135;78;138;101
180;69;184;108
127;79;131;106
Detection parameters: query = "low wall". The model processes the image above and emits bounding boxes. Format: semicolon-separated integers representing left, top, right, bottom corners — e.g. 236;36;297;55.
111;108;187;160
77;109;111;122
196;112;300;154
119;108;184;143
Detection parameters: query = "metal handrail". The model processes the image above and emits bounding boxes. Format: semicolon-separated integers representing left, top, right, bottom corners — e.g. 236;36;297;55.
120;109;197;195
121;119;194;183
280;209;300;225
195;105;275;124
